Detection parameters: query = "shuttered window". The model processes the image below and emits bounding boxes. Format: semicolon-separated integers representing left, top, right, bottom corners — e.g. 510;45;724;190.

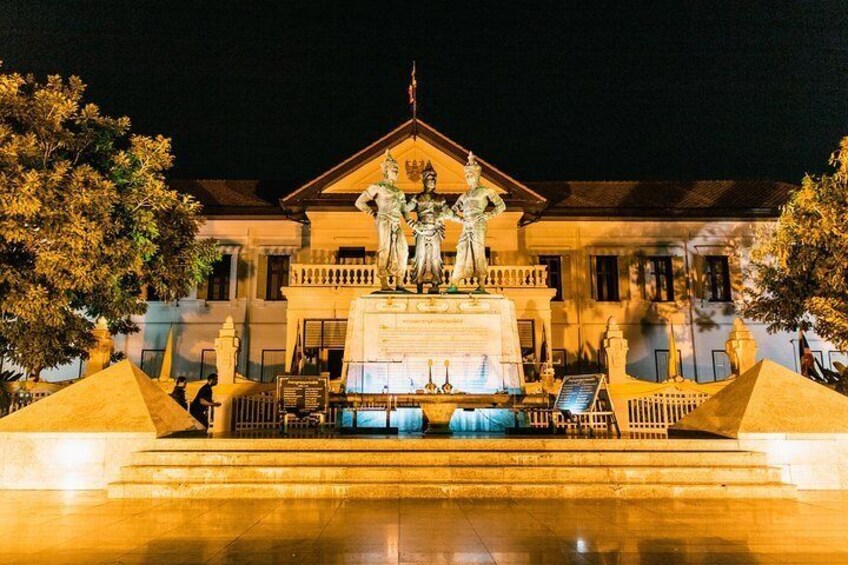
323;321;347;348
647;256;674;302
705;256;731;302
594;256;619;301
301;320;348;379
265;255;290;300
518;320;535;350
304;320;348;349
539;255;563;301
207;254;232;301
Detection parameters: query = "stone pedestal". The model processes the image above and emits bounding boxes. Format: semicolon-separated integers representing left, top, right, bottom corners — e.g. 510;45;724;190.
343;294;524;394
213;316;241;433
725;318;757;376
602;317;629;384
83;317;113;377
214;316;241;386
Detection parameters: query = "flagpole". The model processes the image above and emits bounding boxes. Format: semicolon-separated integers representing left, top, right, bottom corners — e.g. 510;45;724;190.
409;61;418;139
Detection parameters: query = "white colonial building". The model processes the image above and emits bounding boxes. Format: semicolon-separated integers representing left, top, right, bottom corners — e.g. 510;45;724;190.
25;120;842;382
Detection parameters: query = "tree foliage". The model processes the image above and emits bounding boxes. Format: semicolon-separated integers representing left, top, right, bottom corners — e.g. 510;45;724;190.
743;137;848;350
0;72;218;378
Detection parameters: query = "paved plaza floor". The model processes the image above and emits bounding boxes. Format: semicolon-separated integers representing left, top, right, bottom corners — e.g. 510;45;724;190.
0;491;847;564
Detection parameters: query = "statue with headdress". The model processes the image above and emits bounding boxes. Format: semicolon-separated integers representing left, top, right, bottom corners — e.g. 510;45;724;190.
447;152;506;293
355;150;414;291
407;161;453;293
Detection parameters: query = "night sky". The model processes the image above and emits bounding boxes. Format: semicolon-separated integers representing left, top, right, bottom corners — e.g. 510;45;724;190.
2;1;847;187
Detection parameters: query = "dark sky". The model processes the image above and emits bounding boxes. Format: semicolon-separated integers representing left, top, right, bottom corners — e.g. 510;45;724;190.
2;1;847;186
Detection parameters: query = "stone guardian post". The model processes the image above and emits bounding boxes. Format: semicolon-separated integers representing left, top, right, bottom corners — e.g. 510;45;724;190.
602;317;629;384
725;317;758;376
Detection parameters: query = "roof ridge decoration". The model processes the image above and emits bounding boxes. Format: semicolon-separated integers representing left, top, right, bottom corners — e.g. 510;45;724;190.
281;119;547;207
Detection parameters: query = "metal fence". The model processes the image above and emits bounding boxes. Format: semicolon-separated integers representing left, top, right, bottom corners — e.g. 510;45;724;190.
626;390;711;432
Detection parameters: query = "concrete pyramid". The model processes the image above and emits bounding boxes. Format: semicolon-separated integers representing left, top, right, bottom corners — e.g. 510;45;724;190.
0;360;202;437
671;359;848;438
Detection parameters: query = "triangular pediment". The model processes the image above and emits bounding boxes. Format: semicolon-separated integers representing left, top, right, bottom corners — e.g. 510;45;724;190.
323;135;504;195
283;120;545;207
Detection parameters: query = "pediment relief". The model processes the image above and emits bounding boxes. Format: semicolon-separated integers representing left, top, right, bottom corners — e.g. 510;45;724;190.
323;136;505;195
283;120;545;206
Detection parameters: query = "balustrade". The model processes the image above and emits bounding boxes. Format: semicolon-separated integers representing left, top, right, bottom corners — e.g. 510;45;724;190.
289;264;548;289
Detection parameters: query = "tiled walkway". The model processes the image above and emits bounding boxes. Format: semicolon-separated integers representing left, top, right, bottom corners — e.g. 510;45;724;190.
0;491;846;564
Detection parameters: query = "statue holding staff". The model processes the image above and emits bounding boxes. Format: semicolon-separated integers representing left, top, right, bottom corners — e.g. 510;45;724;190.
407;161;453;294
447;152;506;293
355;150;414;292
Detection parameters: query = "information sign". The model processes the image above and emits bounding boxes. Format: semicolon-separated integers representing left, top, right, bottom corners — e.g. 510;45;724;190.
278;376;328;415
554;374;603;415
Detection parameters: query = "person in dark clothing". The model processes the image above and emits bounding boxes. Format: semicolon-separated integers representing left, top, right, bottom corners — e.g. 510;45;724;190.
190;373;221;429
170;376;188;410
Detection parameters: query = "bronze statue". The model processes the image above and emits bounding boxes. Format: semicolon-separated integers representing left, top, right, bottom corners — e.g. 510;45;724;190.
407;161;452;294
354;150;414;291
447;152;506;293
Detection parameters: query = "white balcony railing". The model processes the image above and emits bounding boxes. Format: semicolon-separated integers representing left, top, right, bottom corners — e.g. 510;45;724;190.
289;264;549;289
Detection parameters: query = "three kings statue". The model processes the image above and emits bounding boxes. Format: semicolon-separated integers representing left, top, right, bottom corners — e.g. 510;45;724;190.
355;150;505;294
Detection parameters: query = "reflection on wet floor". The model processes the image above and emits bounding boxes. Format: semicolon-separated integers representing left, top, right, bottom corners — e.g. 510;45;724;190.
0;490;846;564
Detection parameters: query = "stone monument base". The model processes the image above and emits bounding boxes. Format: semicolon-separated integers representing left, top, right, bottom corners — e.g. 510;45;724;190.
343;293;524;395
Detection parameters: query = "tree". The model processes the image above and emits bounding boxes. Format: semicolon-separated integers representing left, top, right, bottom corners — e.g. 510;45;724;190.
0;72;218;379
742;137;848;351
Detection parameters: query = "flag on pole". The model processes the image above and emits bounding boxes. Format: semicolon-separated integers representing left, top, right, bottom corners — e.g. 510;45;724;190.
291;322;304;376
408;61;417;106
408;61;418;138
798;331;839;383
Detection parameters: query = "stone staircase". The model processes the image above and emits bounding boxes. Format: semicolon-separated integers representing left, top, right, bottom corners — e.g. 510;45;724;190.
107;437;796;499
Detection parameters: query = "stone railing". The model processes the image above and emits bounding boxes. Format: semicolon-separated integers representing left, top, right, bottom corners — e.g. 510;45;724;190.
289;264;549;289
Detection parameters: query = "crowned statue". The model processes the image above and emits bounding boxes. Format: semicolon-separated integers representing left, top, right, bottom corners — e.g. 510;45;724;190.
355;150;414;291
408;161;453;294
447;152;506;293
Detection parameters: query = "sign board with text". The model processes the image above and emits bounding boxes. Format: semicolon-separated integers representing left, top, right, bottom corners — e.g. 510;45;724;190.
277;376;329;415
554;374;603;415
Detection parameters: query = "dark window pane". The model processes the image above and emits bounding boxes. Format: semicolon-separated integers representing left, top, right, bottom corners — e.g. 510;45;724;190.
200;349;217;379
595;256;619;301
649;256;674;302
266;255;290;301
140;349;164;378
539;255;563;301
338;247;366;264
207;254;231;301
705;256;731;302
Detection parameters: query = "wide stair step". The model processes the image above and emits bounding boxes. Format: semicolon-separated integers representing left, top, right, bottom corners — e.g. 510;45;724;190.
108;438;794;500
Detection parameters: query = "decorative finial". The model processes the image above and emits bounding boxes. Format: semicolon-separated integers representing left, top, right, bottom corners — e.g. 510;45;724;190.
464;151;482;176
